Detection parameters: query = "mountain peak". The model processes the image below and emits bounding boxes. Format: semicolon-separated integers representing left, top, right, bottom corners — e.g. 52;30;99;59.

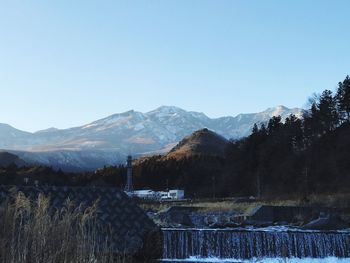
111;109;136;117
264;105;289;112
275;105;288;110
151;105;185;113
0;123;32;136
260;105;305;118
159;105;183;110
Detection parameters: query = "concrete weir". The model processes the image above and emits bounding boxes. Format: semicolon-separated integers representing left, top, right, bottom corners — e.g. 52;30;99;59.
0;185;162;260
162;228;350;260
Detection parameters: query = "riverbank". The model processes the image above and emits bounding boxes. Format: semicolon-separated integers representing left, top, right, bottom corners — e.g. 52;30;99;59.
139;193;350;214
138;194;350;230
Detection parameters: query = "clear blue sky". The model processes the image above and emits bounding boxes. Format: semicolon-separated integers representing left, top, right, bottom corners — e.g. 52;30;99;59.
1;0;350;132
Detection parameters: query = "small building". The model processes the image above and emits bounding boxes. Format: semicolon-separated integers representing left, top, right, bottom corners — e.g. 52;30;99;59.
133;189;157;199
132;189;185;200
168;189;185;200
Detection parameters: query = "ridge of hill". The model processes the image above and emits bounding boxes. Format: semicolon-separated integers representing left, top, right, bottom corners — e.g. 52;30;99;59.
167;128;229;160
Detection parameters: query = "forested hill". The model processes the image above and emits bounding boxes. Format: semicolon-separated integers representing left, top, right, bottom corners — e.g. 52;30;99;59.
0;152;26;167
158;128;229;160
94;75;350;198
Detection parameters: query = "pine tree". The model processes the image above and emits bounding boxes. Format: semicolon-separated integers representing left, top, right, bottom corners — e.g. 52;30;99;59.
317;89;339;132
336;75;350;121
267;116;282;134
284;114;303;150
252;123;259;135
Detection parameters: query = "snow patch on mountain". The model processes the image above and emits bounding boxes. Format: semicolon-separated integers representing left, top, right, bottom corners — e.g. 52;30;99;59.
0;105;304;170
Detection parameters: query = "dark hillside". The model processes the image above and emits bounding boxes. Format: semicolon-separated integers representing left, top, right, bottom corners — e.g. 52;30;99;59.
307;122;350;192
0;152;26;167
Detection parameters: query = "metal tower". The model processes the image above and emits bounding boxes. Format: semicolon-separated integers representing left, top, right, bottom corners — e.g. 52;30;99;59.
125;155;133;192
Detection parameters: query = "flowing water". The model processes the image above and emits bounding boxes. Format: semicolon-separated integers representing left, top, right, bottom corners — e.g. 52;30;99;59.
160;228;350;263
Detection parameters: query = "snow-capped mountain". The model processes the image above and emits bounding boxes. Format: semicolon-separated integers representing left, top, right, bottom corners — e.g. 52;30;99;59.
0;105;304;170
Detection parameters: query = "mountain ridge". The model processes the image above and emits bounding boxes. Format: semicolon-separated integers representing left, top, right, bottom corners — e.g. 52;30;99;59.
0;105;304;170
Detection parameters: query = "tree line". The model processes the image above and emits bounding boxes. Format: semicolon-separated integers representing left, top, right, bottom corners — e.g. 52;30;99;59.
125;75;350;198
224;75;350;198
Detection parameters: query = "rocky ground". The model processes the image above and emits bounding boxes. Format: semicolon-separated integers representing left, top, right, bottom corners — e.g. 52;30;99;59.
140;199;350;231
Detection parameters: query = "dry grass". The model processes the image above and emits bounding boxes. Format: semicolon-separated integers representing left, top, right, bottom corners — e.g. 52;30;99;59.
305;193;350;208
139;192;350;216
140;198;302;215
178;201;258;214
0;192;121;263
140;200;255;214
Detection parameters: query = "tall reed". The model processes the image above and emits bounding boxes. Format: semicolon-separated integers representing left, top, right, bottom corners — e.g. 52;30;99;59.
0;192;118;263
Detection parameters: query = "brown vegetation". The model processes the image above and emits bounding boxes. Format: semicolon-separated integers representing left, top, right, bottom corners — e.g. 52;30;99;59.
0;193;123;263
166;128;229;160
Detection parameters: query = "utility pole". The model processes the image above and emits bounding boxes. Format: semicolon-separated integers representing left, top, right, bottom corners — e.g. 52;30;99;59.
125;155;134;193
304;166;309;196
256;172;261;199
212;175;216;199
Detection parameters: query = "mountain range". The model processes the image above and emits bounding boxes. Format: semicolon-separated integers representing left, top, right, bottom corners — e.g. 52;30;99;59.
0;105;303;171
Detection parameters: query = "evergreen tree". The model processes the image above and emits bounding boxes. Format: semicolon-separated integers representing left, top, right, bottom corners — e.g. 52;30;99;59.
259;123;268;136
336;75;350;121
303;102;321;143
284;114;303;151
317;89;339;133
267;116;282;135
251;123;259;135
